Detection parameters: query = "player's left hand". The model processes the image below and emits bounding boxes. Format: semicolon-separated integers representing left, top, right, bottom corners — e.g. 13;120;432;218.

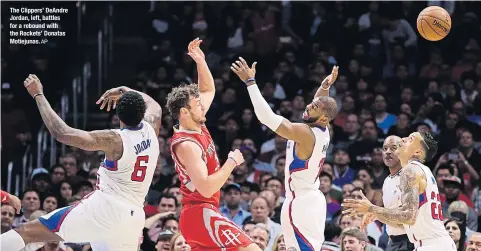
96;86;126;111
231;57;257;83
342;190;373;216
24;74;44;98
321;66;339;89
187;38;205;63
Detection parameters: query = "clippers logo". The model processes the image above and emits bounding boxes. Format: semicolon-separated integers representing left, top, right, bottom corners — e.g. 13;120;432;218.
207;142;215;157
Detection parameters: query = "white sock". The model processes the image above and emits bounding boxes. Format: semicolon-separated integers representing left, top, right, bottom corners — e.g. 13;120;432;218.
0;229;26;251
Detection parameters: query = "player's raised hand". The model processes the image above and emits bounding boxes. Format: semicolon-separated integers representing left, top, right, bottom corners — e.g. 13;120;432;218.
187;38;205;63
228;149;245;166
24;74;44;98
96;86;126;111
321;66;339;89
231;57;257;83
341;190;373;216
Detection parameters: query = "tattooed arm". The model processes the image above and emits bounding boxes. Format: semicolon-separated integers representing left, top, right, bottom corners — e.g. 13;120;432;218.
367;164;422;225
35;95;122;155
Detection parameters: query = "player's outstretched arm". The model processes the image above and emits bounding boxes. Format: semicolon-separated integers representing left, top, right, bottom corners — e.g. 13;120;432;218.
174;141;244;198
24;75;123;154
343;164;421;226
97;86;162;136
314;66;339;99
187;38;215;115
231;57;315;146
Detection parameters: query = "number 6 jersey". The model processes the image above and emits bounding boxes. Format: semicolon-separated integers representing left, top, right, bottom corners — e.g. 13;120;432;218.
96;121;159;207
403;161;450;243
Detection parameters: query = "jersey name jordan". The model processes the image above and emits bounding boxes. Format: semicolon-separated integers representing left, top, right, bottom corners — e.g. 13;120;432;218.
284;126;330;198
403;161;450;243
96;121;159;207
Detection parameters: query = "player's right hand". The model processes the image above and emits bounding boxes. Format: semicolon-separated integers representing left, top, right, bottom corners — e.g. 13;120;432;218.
231;57;257;83
8;194;22;214
320;66;339;89
24;74;44;98
228;149;245;166
96;86;127;111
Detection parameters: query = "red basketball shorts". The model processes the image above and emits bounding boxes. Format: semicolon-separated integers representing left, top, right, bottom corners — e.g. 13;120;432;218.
179;203;253;251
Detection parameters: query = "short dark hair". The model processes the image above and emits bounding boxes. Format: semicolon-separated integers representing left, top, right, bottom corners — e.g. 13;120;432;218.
165;84;200;119
161;215;179;227
318;96;338;121
325;222;342;241
319;171;333;183
436;163;454;176
116;91;146;127
158;194;178;206
265;177;283;186
419;130;438;162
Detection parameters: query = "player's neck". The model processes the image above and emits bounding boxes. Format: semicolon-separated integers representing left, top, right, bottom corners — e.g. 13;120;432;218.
179;120;202;133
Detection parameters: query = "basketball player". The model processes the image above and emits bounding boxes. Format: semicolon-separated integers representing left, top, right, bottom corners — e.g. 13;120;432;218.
1;74;161;251
231;57;339;251
1;190;22;214
166;39;261;251
361;136;414;251
343;131;456;251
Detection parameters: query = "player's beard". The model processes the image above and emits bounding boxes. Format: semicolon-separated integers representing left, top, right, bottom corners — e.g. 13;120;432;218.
302;113;319;124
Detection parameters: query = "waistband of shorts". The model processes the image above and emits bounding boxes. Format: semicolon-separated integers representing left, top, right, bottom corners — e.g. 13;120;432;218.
390;234;409;242
414;237;452;248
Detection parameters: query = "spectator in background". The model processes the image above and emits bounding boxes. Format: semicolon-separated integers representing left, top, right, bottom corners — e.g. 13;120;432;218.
319;172;341;222
348;119;383;166
445;218;467;251
448;201;478;238
248;223;270;251
356;168;382;206
340;227;369;251
369;147;389;189
168;233;190;251
30;168;52;198
374;94;397;134
220;183;251;227
13;190;40;228
1;204;15;234
41;194;58;214
466;232;481;251
322;222;342;251
272;233;285;251
245;196;281;250
49;165;66;186
332;148;355;187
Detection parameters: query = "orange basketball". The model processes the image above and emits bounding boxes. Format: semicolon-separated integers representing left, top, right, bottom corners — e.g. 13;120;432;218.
417;6;451;41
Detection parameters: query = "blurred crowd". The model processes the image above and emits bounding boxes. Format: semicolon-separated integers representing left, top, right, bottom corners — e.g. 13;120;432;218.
2;1;481;251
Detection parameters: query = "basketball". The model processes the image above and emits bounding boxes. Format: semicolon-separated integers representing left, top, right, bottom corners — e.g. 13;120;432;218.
417;6;451;41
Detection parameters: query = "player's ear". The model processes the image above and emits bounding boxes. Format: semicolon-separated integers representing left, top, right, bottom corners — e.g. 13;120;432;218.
413;149;424;161
180;107;189;115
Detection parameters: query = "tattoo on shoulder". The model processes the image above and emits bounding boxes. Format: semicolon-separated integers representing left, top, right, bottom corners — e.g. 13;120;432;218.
144;113;162;134
399;165;420;215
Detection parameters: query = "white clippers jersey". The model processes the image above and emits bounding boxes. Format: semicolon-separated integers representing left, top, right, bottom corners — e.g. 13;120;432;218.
403;161;450;243
284;126;330;198
382;171;406;236
96;121;159;207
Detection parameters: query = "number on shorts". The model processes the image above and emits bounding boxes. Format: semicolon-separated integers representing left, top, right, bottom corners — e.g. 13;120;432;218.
430;191;444;221
131;155;149;182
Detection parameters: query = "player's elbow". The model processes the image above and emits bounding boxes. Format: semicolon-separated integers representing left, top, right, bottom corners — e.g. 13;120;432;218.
196;185;215;198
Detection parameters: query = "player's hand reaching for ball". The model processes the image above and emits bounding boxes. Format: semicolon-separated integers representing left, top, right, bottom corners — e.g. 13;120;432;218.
231;57;257;83
228;149;245;167
24;74;44;98
96;86;128;111
321;66;339;89
8;194;22;214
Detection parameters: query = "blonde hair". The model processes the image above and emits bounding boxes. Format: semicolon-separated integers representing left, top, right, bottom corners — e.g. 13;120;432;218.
169;233;187;251
448;200;468;215
272;233;284;251
340;227;368;251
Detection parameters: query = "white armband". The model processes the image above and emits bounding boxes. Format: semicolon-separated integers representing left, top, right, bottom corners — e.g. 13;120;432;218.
247;84;283;131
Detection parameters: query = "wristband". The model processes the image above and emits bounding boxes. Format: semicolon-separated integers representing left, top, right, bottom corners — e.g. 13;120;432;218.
33;93;44;99
244;78;256;84
1;190;9;203
228;157;238;166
